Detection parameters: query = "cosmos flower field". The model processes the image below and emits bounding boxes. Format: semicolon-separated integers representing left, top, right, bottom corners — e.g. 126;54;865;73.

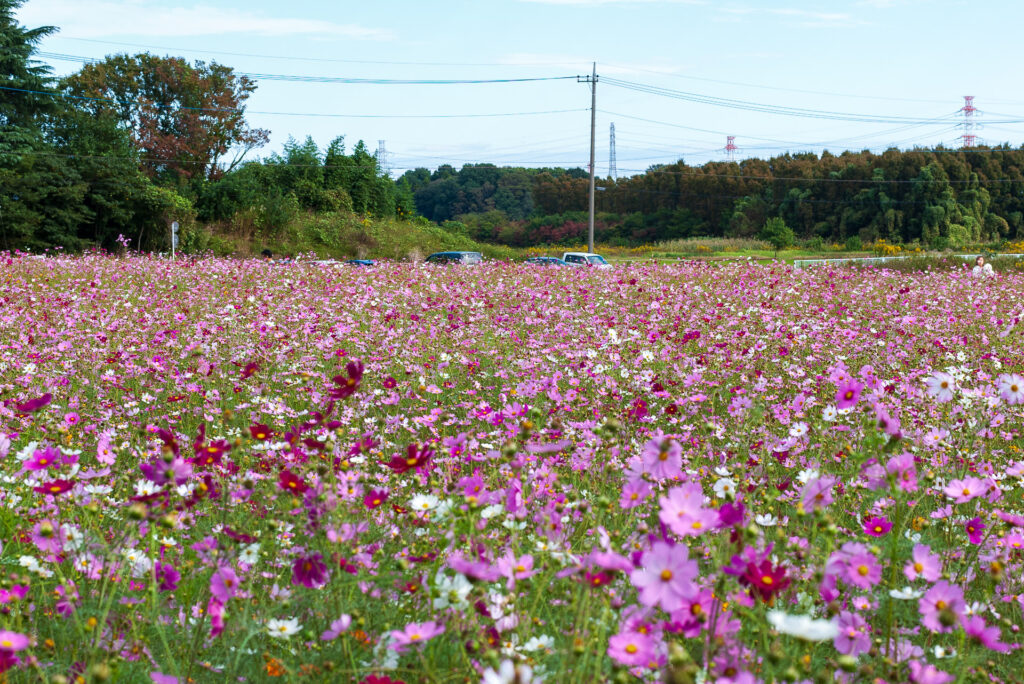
1;255;1023;684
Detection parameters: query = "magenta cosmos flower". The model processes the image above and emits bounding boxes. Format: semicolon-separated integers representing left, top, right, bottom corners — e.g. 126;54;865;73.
388;620;444;653
919;580;965;632
630;541;699;612
835;379;863;410
964;517;985;545
863;516;892;537
292;553;330;589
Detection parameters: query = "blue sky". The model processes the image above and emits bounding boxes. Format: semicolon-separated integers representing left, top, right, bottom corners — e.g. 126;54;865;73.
19;0;1024;177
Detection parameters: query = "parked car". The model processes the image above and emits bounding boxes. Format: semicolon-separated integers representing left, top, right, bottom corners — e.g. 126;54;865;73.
346;259;375;266
524;257;569;267
425;251;483;265
561;252;611;268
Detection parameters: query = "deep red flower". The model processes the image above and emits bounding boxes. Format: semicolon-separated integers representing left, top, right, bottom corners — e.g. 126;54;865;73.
359;676;405;684
384;444;433;474
194;440;230;467
585;571;613;588
382;376;397;389
33;479;74;496
15;392;52;413
363;489;388;509
278;469;309;494
240;362;259;379
249;423;272;441
330;360;364;400
291;553;330;588
741;560;791;602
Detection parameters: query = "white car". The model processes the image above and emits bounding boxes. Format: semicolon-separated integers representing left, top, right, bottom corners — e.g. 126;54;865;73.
561;252;611;268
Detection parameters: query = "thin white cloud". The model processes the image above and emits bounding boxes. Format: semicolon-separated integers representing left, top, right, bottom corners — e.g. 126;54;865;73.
18;0;393;40
517;0;705;5
500;53;687;76
716;5;866;27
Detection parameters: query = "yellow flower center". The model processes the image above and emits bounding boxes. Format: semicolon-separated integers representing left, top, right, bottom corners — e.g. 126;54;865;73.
660;569;673;581
625;644;638;654
857;565;869;576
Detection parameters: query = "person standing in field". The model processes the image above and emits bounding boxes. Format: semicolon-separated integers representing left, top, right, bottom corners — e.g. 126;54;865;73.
972;255;994;278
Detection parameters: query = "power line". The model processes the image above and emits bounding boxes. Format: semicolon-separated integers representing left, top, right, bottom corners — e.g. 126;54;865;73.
0;85;584;119
30;51;580;85
602;76;1024;125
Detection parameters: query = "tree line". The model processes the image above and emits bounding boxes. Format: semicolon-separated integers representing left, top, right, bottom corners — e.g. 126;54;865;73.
1;0;408;253
400;148;1024;249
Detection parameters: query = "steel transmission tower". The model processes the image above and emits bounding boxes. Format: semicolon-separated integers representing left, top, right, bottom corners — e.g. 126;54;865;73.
609;122;617;180
959;96;979;148
377;140;390;177
725;136;738;162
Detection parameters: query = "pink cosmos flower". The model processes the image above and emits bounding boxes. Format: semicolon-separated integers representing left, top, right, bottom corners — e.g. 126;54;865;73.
904;544;942;582
834;611;870;656
620;479;652;509
607;629;657;667
886;452;917;492
496;552;536;589
209;566;240;602
844;550;882;589
835;379;863;410
919;580;965;633
0;631;29;651
962;615;1012;652
909;661;954;684
320;615;352;641
641;431;683;480
630;541;699;612
943;477;985;504
964;517;985;545
863;516;892;537
150;673;181;684
800;476;837;511
659;483;717;537
63;412;80;426
388;620;444;653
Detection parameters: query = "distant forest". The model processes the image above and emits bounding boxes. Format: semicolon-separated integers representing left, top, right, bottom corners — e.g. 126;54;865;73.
4;0;1024;253
400;149;1024;249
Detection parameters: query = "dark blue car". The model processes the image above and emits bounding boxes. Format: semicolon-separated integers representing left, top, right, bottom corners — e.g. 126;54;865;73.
524;257;569;267
425;251;482;265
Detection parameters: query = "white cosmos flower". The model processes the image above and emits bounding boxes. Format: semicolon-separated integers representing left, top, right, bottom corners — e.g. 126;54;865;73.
266;618;301;639
713;478;737;499
755;513;778;527
933;645;957;659
767;610;838;641
889;587;923;600
134;479;157;497
433;571;472;610
481;504;504;519
789;422;809;438
797;469;819;485
523;635;555;652
240;544;260;565
410;494;439;512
